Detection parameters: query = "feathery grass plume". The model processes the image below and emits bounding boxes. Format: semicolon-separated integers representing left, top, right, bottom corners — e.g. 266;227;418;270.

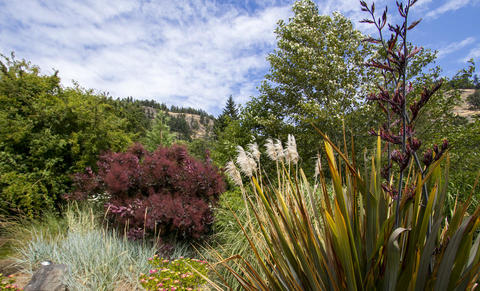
284;134;299;164
225;161;243;187
265;138;278;161
236;146;256;177
273;139;285;161
247;142;261;162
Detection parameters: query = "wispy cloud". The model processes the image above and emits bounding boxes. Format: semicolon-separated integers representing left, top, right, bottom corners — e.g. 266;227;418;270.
0;0;291;114
426;0;472;19
437;37;476;58
463;45;480;62
0;0;476;114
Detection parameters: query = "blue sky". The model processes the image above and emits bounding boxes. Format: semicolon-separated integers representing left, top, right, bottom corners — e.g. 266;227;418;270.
1;0;479;116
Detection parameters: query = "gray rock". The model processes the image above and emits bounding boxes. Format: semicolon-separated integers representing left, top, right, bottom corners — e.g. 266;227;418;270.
24;264;67;291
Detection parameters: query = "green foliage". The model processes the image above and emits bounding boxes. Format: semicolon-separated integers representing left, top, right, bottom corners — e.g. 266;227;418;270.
214;96;240;134
0;55;135;216
467;89;480;109
210;188;260;290
139;256;208;290
168;114;193;141
213;136;480;290
186;138;213;161
211;118;253;167
104;96;151;141
143;110;176;151
240;0;373;175
447;59;478;89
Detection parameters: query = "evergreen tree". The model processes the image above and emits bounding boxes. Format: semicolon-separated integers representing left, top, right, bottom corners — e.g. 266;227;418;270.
143;110;175;151
215;95;240;134
223;95;239;120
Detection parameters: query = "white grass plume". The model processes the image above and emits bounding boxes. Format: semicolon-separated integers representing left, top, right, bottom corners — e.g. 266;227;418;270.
247;142;261;162
284;134;299;165
236;146;257;177
274;139;285;161
225;161;243;186
265;138;278;161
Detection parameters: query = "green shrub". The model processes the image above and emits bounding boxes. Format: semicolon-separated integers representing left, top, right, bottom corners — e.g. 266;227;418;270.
139;256;208;290
0;56;135;217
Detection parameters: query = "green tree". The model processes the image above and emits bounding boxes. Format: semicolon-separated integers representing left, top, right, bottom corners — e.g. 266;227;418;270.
242;0;372;172
143;110;175;151
214;95;240;134
0;55;134;216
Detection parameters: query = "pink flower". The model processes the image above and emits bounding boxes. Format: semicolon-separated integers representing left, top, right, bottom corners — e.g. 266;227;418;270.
173;280;180;284
149;269;158;274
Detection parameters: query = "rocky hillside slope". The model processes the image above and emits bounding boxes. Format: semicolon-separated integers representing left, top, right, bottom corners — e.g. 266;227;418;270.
143;106;215;139
453;89;480;122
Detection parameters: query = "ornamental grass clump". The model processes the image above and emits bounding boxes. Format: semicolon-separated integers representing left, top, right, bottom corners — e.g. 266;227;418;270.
14;202;165;291
139;255;208;291
211;132;480;290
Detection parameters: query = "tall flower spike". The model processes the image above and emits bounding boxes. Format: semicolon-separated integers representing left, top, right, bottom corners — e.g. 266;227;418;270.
247;142;261;162
274;139;285;161
225;161;242;186
265;138;278;161
284;134;299;165
236;146;256;177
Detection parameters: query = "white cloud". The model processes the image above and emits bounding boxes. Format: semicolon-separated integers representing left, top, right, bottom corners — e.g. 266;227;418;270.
437;37;476;58
426;0;472;19
0;0;291;115
463;46;480;62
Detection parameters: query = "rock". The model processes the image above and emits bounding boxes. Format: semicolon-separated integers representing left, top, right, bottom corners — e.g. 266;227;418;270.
24;264;67;291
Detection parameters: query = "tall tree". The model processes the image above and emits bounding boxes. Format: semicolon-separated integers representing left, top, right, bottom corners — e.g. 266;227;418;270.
215;95;240;134
242;0;372;171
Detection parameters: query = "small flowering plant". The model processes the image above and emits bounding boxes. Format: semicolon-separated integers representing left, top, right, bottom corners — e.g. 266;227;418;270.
0;273;21;291
139;255;208;291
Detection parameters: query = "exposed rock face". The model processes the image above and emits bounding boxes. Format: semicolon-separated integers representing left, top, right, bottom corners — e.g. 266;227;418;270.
24;264;67;291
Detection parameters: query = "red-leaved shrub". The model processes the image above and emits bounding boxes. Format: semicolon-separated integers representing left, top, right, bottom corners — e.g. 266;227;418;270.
68;143;225;240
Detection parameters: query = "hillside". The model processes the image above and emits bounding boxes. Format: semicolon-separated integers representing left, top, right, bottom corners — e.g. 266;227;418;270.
143;106;215;139
453;89;480;122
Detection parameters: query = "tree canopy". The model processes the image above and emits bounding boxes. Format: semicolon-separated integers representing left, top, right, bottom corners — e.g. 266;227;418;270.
0;55;136;216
